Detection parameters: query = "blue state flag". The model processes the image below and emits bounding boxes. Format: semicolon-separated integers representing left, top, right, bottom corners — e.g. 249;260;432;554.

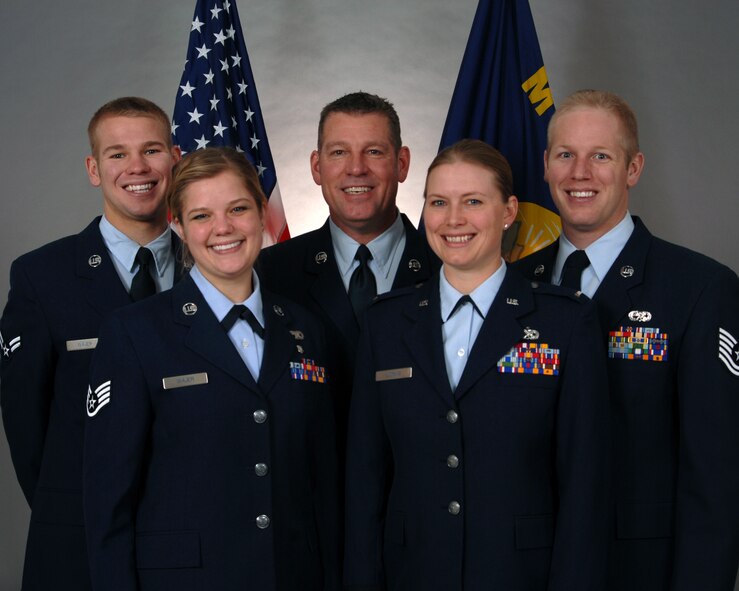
440;0;559;260
172;0;289;244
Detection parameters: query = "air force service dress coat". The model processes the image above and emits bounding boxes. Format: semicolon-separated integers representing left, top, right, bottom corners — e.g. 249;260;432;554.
0;217;184;591
83;274;340;591
344;268;610;591
257;214;439;442
513;217;739;590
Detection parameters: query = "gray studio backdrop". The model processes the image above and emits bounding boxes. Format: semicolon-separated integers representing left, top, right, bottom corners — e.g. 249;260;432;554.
1;0;738;588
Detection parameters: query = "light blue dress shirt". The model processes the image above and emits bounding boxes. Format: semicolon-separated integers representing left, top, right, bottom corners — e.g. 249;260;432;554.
189;265;265;382
99;216;176;295
552;213;635;298
329;212;406;295
440;262;506;391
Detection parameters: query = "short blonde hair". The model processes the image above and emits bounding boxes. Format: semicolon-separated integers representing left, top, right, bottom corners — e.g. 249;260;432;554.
548;89;640;164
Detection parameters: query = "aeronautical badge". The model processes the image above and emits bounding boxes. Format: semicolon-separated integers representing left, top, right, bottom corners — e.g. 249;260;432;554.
608;326;668;361
628;310;652;322
289;330;304;341
718;328;739;377
523;327;540;340
0;331;20;358
86;381;111;417
289;358;327;383
497;342;560;375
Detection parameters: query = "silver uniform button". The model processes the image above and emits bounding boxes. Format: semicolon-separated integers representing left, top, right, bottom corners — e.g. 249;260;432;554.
446;410;459;424
253;409;268;424
255;463;268;477
446;455;459;469
256;514;270;529
448;501;461;515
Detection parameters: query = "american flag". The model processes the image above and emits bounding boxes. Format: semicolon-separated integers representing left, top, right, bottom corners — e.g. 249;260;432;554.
172;0;290;245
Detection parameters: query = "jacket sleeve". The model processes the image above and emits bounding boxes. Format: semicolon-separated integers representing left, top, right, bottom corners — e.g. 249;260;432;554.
549;298;610;591
343;316;389;591
0;258;55;505
672;266;739;590
83;314;151;591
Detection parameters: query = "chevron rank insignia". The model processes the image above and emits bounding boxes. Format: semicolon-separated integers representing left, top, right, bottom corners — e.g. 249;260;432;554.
87;381;111;417
718;328;739;377
0;331;21;358
290;359;327;383
608;326;668;361
497;342;560;375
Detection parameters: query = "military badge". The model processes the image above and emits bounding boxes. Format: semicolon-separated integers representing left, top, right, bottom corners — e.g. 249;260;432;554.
0;331;20;358
87;380;111;417
718;328;739;377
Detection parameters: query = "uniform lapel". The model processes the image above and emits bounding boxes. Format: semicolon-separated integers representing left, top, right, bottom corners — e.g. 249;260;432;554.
305;222;358;343
257;294;296;396
76;218;131;316
454;269;535;401
402;278;455;407
173;277;261;394
592;218;650;328
391;214;439;289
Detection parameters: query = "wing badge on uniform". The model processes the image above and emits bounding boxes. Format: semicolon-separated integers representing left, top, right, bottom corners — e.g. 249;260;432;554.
718;328;739;377
87;381;111;417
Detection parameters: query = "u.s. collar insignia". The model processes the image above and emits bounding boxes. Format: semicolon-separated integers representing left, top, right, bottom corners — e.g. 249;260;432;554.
628;310;652;322
408;258;421;272
534;264;545;277
418;299;429;307
620;265;635;278
182;302;198;316
506;298;519;306
523;327;540;340
273;304;285;317
87;380;111;417
718;328;739;377
289;330;304;340
315;251;328;264
88;254;102;268
0;331;21;358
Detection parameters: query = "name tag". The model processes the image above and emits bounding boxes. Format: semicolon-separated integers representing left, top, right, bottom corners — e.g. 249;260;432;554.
375;367;413;382
66;338;98;351
162;372;209;390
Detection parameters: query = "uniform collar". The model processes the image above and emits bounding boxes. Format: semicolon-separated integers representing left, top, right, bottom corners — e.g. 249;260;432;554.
99;215;173;278
439;261;506;322
328;211;405;283
188;264;264;330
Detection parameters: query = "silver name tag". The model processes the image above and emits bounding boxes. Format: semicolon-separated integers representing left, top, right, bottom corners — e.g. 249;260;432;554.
66;338;98;351
375;367;413;382
162;373;209;390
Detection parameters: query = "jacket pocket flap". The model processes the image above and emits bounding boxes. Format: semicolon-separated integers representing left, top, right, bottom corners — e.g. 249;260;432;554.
515;514;554;549
136;530;201;569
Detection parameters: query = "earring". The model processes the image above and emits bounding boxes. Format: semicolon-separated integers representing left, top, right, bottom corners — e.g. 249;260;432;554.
504;223;509;229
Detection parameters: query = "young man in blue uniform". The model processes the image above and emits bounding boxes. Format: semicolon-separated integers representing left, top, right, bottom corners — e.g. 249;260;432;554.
0;97;183;590
513;89;739;590
258;91;439;445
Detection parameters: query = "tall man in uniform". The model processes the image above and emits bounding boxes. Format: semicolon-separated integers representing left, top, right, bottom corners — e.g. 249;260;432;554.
514;89;739;590
0;97;183;590
258;91;439;444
